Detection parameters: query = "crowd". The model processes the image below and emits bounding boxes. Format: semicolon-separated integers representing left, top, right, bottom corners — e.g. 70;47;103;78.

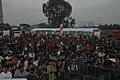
0;32;120;80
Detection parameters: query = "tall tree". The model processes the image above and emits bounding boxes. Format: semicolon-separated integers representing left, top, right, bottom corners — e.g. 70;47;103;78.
43;0;72;28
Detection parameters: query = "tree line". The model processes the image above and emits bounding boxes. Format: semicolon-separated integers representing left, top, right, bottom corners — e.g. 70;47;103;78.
98;24;120;30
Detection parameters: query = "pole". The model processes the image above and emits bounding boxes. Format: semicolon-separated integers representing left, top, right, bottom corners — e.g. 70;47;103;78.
59;23;63;37
0;0;3;24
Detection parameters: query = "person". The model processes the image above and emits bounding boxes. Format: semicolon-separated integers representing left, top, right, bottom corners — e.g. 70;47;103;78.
49;52;57;61
103;55;113;68
14;66;29;78
35;64;46;80
0;55;4;68
75;51;85;65
0;64;12;79
47;59;56;80
9;64;15;78
103;55;113;80
56;59;65;80
114;59;120;80
27;67;38;80
28;50;35;60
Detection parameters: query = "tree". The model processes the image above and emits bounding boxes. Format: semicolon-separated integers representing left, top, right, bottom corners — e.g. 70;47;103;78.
63;17;75;28
0;23;11;30
70;18;75;28
43;0;73;28
19;23;31;30
98;24;120;30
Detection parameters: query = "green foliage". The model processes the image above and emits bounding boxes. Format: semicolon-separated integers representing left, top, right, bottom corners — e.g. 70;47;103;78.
98;24;120;30
63;17;75;28
0;23;11;30
19;23;31;30
43;0;73;28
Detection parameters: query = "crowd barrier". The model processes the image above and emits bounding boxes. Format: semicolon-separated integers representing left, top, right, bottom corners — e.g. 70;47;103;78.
1;65;120;80
64;62;120;80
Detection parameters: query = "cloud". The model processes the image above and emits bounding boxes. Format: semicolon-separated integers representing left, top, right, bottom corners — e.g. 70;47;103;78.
68;0;115;9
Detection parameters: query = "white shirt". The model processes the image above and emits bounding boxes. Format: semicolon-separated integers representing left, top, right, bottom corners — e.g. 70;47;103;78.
0;71;12;79
98;52;105;57
33;60;38;67
28;53;35;58
57;51;61;56
5;56;12;60
0;56;4;63
24;60;29;70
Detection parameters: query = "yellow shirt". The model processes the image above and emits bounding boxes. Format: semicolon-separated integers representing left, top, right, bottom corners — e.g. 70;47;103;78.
47;65;56;80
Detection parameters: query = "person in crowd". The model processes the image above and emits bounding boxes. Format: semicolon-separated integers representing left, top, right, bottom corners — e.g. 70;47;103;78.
56;59;65;80
75;51;85;65
27;67;38;80
28;49;35;61
14;66;29;78
0;64;12;79
49;52;57;61
114;59;120;80
35;64;46;80
9;64;15;78
47;59;56;80
103;55;113;68
0;55;4;68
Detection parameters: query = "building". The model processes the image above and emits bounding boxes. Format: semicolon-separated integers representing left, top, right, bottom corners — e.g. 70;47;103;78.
0;0;3;24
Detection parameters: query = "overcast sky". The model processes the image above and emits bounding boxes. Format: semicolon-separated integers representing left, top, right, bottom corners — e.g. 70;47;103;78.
2;0;120;26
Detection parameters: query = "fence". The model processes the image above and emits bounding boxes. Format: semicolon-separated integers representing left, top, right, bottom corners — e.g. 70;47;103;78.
14;63;119;80
64;62;120;80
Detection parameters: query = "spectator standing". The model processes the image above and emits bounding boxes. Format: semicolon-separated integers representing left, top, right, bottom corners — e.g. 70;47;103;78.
14;66;29;78
0;55;4;67
56;59;65;80
114;59;120;80
47;60;56;80
0;64;12;79
35;64;46;80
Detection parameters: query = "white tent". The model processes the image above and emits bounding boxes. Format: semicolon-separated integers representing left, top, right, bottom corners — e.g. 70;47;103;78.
31;28;100;32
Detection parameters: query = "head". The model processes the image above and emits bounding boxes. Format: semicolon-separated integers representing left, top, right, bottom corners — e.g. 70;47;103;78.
51;52;54;56
57;59;62;65
52;60;57;65
105;54;109;59
49;59;53;65
2;64;9;73
38;64;42;70
19;66;24;73
9;64;14;71
28;63;33;68
116;59;120;64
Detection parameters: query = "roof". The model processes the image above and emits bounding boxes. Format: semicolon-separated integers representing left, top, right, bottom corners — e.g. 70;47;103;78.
27;23;50;30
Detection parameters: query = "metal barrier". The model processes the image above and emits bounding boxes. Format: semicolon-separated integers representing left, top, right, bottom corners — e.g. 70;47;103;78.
37;64;120;80
50;72;65;80
64;63;120;80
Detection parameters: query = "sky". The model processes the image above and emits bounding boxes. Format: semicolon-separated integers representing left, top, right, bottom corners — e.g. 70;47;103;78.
2;0;120;26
